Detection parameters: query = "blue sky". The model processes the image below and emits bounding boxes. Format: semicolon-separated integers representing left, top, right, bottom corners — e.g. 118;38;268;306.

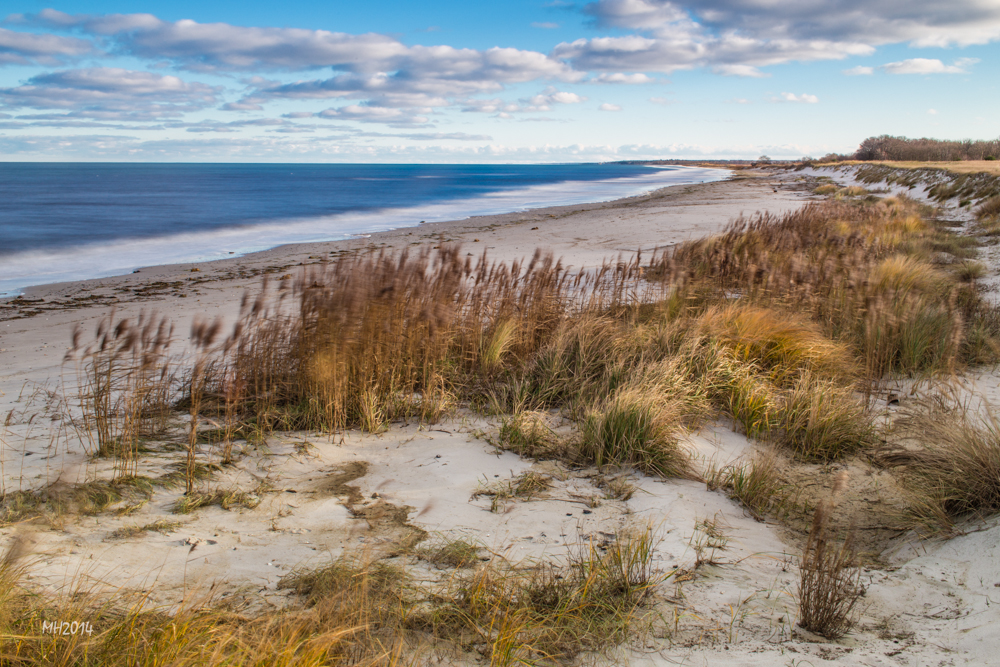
0;0;997;162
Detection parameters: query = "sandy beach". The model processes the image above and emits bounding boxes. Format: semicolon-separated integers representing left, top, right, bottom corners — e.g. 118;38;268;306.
4;165;1000;666
0;168;806;400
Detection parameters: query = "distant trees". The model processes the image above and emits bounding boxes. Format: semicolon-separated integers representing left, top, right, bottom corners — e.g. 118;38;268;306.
853;135;1000;161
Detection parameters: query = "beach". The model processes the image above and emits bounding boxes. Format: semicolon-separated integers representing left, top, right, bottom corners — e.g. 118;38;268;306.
0;168;805;395
4;165;1000;666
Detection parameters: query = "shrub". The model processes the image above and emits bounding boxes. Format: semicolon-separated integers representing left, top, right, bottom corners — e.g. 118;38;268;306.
798;502;863;639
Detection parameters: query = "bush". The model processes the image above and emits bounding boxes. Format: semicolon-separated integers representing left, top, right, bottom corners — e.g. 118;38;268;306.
798;502;863;638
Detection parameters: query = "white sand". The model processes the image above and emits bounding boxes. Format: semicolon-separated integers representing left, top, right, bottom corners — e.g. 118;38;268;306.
3;167;999;665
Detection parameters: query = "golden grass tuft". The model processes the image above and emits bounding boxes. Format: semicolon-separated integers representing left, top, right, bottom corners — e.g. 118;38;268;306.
877;387;1000;532
777;373;877;460
697;305;856;386
708;447;787;520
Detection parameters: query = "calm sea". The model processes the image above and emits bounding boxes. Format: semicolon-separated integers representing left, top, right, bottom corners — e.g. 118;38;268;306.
0;162;726;295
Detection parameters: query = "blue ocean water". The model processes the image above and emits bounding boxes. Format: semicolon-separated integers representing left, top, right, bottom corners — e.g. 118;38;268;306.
0;162;726;295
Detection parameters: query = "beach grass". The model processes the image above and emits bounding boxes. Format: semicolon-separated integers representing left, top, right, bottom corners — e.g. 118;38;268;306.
9;189;1000;660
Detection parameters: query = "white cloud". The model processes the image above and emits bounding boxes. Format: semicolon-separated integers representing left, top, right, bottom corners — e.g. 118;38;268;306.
553;32;872;75
842;65;873;75
712;64;768;78
927;108;938;115
880;58;975;74
584;0;1000;48
592;72;654;83
531;22;560;29
527;88;587;105
564;0;1000;75
316;105;430;126
599;102;622;111
777;92;819;103
460;87;586;116
0;67;221;120
0;26;94;65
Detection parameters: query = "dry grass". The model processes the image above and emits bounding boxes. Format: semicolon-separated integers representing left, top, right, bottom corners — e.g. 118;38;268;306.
0;539;417;667
866;160;1000;175
473;471;553;513
60;197;998;482
172;484;266;514
708;447;787;520
581;387;694;477
492;409;564;460
17;181;1000;663
696;305;855;386
0;526;664;667
976;195;1000;220
67;311;175;479
797;499;863;639
876;387;1000;532
417;538;483;569
432;525;665;664
0;477;158;527
776;373;877;460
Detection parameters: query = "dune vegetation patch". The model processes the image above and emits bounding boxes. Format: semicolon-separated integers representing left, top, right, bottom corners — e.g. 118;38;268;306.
7;192;1000;662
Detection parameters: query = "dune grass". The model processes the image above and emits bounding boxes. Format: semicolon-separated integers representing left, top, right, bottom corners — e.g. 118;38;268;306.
58;197;999;486
876;387;1000;532
708;447;787;520
0;526;664;667
23;193;1000;660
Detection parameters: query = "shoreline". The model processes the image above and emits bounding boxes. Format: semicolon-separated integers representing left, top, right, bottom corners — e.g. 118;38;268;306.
5;167;813;311
0;166;820;474
0;164;728;299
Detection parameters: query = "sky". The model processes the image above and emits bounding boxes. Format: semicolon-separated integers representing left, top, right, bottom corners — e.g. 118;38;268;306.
0;0;998;162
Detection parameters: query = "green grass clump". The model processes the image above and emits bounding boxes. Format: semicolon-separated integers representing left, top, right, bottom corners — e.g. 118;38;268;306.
710;448;787;519
776;374;877;460
494;410;563;459
581;388;693;477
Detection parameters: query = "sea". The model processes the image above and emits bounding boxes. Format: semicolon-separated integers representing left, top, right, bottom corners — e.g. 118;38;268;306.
0;162;727;296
